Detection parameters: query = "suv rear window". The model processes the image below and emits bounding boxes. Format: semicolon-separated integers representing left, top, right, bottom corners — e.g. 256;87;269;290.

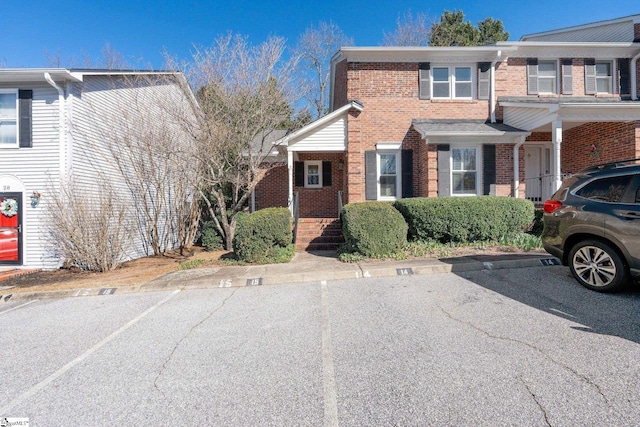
575;174;634;202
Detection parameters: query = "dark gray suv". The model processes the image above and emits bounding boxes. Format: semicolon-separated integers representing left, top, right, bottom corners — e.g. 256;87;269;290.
542;159;640;292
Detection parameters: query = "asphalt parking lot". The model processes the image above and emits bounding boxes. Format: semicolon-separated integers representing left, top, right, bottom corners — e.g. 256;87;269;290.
1;265;639;426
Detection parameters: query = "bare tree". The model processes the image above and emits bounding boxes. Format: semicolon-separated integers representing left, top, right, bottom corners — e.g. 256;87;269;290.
293;21;353;119
174;33;300;250
100;42;130;69
382;10;432;46
0;57;6;68
79;73;200;257
46;178;130;272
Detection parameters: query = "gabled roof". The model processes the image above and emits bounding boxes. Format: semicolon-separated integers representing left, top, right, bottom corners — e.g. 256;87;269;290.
520;14;640;42
279;100;363;144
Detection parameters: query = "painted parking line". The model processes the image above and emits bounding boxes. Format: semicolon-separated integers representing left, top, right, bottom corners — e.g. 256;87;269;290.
0;290;181;415
0;300;38;316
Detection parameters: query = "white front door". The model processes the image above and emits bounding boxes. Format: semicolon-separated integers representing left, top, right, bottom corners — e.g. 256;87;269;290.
525;147;542;202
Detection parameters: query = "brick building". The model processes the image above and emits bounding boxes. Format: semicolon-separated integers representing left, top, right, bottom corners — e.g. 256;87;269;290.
254;14;640;247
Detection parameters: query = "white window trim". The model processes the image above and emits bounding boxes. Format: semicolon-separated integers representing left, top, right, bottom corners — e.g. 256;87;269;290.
377;150;401;201
450;145;483;196
537;60;558;95
431;64;475;100
0;89;19;149
304;160;322;188
595;60;616;94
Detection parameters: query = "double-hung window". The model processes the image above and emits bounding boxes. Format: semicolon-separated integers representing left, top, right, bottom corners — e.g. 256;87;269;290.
432;65;474;99
304;161;322;188
595;61;613;94
0;90;18;148
537;61;557;94
379;152;398;198
451;147;479;195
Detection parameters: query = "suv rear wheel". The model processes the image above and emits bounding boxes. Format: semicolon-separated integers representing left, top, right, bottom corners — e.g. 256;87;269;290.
568;240;628;292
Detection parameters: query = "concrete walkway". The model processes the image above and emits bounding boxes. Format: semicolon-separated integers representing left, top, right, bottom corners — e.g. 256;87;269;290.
8;250;560;301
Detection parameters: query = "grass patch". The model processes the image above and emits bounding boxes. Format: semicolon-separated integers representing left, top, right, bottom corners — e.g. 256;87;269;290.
178;259;208;270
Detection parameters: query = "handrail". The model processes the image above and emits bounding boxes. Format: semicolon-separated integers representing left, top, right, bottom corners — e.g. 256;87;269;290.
292;192;300;243
337;190;343;218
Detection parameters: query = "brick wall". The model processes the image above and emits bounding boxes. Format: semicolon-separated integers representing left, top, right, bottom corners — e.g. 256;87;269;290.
254;163;289;211
345;61;491;203
295;152;346;218
333;59;348;111
562;121;640;173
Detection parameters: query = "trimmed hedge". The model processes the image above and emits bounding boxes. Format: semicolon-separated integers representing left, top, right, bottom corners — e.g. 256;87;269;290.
232;207;294;263
394;197;535;243
342;202;408;257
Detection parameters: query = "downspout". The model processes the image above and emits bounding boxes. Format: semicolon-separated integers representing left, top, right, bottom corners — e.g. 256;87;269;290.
513;136;526;198
44;73;66;179
490;50;501;123
632;50;640;101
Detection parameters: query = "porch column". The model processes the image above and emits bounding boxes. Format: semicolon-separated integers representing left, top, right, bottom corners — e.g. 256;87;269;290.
287;150;294;215
513;137;526;198
552;120;563;192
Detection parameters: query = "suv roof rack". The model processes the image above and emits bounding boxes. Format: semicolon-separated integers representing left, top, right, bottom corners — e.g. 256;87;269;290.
581;158;640;173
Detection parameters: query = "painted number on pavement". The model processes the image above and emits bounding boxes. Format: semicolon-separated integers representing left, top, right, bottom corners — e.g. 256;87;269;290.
540;258;561;266
246;278;262;286
397;268;414;276
99;288;116;295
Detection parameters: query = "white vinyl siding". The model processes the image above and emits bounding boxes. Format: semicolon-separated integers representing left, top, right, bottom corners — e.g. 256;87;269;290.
0;85;61;268
288;116;347;152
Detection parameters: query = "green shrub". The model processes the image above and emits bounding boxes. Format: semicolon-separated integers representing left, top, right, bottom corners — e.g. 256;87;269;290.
232;207;294;263
394;197;535;244
341;202;408;257
201;221;223;251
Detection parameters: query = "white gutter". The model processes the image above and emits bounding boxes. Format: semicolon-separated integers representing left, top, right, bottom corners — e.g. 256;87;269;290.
513;137;526;198
44;73;67;180
490;51;502;123
632;50;640;101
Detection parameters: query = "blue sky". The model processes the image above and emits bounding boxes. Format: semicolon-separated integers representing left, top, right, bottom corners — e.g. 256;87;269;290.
2;0;639;69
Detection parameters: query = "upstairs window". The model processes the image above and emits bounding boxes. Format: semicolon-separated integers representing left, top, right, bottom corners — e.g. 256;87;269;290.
537;61;557;94
527;59;558;95
431;65;474;99
595;61;613;93
585;59;615;95
0;90;18;148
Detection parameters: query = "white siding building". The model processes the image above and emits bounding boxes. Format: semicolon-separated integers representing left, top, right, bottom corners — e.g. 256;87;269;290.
0;69;198;269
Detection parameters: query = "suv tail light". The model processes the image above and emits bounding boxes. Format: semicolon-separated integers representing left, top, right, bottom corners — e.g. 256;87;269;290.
543;200;563;213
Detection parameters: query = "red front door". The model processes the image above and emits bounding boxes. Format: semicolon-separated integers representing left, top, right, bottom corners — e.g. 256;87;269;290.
0;193;21;264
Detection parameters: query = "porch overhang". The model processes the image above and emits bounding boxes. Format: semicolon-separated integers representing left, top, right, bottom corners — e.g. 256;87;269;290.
278;100;363;153
501;97;640;131
412;119;530;143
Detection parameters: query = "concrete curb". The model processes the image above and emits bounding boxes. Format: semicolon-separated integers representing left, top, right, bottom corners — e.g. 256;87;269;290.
4;254;562;303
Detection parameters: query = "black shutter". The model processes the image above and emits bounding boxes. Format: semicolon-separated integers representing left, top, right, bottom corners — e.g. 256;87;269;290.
322;161;332;187
561;59;573;95
365;151;377;200
477;62;491;100
482;144;496;196
437;144;451;197
527;58;539;95
18;90;33;148
401;149;413;198
294;162;304;187
418;62;431;100
584;58;596;95
618;58;631;96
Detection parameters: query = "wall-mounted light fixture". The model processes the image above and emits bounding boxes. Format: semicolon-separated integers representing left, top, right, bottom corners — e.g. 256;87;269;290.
338;160;344;171
30;191;41;208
